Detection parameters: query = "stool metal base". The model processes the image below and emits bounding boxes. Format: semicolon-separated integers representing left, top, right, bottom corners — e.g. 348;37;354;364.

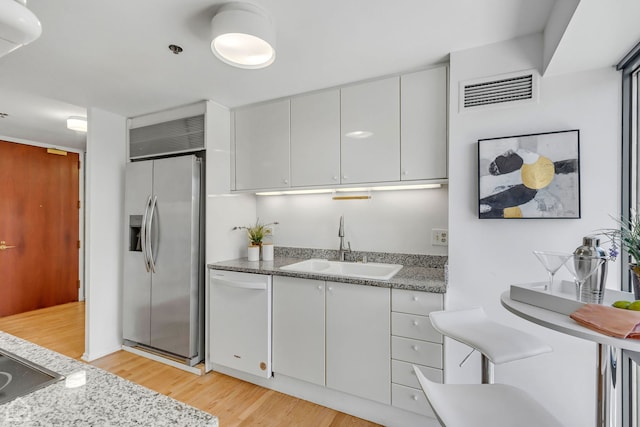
481;354;495;384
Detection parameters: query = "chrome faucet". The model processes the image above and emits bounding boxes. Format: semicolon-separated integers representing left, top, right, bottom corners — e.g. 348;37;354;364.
338;215;351;261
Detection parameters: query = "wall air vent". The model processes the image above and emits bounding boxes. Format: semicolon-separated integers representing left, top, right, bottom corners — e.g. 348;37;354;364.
459;69;538;112
129;114;205;160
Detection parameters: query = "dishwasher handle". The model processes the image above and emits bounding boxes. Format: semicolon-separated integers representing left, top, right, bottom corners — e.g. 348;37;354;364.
212;277;267;290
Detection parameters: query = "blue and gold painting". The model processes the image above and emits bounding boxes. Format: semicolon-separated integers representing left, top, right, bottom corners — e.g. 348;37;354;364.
478;130;580;219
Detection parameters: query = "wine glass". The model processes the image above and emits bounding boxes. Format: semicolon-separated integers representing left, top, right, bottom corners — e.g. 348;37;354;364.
563;255;605;302
533;251;572;291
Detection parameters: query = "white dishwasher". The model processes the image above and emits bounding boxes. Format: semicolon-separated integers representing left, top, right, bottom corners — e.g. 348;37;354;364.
210;269;272;378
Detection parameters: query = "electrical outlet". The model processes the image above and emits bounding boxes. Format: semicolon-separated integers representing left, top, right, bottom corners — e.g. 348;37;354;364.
266;225;275;236
432;229;448;246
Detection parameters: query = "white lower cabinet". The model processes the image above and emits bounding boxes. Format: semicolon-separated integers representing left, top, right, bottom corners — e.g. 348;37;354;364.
272;276;325;386
272;278;445;417
390;289;444;416
326;281;390;404
392;360;442;387
392;383;433;417
391;336;442;367
272;277;391;405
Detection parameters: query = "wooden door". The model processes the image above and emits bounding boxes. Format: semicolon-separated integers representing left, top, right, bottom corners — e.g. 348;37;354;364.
0;141;79;317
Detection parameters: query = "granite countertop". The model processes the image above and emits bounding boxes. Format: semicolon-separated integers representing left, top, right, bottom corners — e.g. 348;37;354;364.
208;249;446;293
0;332;218;426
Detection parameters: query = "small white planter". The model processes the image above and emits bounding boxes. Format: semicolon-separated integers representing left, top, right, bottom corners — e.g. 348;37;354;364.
262;243;274;261
247;245;260;262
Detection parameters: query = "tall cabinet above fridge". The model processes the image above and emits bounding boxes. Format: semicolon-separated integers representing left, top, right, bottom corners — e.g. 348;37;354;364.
123;154;203;366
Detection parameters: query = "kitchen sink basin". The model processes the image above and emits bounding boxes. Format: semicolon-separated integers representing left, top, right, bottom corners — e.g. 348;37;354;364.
280;259;403;280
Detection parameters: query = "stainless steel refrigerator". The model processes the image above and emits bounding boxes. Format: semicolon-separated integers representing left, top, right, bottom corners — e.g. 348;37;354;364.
122;154;203;366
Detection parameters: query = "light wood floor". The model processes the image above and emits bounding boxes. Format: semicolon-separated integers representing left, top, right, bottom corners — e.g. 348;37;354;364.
0;302;380;427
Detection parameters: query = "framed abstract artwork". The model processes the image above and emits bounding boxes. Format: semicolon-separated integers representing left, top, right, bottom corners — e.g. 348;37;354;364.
478;129;580;219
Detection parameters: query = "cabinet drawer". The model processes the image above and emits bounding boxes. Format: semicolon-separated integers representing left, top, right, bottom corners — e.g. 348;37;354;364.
392;359;442;388
392;312;442;343
392;289;443;315
391;336;442;368
392;383;433;417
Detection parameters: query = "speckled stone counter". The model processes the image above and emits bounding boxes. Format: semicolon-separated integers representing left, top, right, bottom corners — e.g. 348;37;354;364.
208;248;447;293
0;332;218;426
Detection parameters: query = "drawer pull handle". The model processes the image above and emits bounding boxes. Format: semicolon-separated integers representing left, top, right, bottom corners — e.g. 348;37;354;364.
412;296;418;302
412;345;419;351
412;395;419;401
317;285;323;291
412;320;419;326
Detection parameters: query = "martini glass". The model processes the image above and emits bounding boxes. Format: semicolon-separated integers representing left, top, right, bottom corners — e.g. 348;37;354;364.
563;255;605;302
533;251;572;292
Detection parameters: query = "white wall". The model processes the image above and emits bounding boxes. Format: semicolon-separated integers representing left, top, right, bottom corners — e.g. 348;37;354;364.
83;108;127;361
256;187;448;255
448;34;621;427
205;101;257;263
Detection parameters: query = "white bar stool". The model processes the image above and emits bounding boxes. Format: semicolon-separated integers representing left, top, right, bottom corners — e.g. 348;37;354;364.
429;307;552;383
413;365;563;427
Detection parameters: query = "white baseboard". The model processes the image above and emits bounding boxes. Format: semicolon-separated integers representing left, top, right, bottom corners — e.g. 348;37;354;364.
209;363;438;427
122;345;204;376
81;345;122;362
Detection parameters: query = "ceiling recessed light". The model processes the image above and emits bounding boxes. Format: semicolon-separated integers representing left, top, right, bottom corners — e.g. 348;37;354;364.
168;44;183;54
210;2;276;69
67;116;87;132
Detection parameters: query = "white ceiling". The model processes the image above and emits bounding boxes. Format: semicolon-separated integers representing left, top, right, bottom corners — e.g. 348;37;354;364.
0;0;638;151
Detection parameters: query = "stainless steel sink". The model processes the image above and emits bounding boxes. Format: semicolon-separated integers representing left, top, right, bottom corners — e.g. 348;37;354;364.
0;348;63;405
280;259;403;280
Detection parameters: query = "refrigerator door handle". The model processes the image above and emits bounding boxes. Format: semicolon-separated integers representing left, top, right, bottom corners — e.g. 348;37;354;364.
147;195;158;273
141;195;152;272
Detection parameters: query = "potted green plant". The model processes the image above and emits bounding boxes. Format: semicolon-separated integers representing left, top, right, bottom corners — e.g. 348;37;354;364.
599;210;640;298
234;219;278;261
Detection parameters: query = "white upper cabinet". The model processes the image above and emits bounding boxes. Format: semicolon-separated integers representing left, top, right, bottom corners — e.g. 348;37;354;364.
400;66;448;181
231;67;447;191
234;99;290;190
290;90;341;187
340;76;400;184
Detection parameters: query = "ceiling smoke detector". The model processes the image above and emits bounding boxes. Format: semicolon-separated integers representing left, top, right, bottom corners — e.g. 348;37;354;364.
0;0;42;58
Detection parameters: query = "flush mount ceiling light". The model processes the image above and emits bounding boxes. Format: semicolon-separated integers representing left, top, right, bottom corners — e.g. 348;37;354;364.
0;0;42;58
210;2;276;69
67;116;87;132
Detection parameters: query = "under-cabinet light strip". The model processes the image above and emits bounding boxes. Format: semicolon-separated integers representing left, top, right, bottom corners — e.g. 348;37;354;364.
255;183;441;196
332;195;372;200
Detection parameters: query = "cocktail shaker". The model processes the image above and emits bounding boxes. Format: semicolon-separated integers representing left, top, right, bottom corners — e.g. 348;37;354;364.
573;236;608;303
